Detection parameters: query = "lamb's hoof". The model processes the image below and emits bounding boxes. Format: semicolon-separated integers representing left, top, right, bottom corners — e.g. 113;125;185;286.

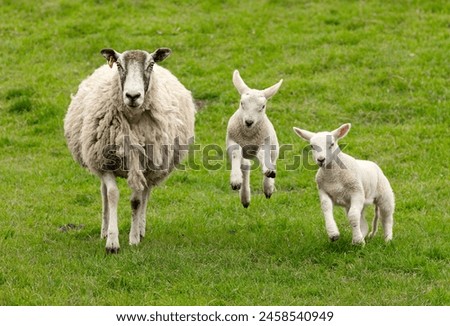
329;234;340;242
231;183;241;191
265;170;276;178
352;239;366;246
106;247;120;254
265;193;272;199
242;202;250;208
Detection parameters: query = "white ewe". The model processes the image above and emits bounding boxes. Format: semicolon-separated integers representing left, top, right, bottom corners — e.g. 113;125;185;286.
227;70;282;207
293;123;394;245
64;48;195;253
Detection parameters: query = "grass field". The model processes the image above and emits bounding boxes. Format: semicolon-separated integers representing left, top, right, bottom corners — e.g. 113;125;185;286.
0;0;449;305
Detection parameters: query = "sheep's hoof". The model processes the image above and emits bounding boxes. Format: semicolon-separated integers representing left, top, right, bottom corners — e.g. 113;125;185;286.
265;193;272;199
242;202;250;208
106;247;120;254
329;234;340;242
265;170;276;178
231;183;241;191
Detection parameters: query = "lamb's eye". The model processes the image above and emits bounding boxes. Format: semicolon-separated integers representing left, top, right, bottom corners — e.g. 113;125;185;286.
240;102;244;108
147;62;155;70
329;142;335;148
260;104;266;111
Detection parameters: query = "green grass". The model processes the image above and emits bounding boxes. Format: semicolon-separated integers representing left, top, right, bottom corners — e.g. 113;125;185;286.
0;0;449;305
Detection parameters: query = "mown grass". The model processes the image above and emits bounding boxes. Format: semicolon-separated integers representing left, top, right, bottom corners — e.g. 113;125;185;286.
0;0;449;305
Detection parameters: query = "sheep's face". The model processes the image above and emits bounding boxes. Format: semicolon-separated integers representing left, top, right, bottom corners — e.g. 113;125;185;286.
293;124;351;168
101;48;171;109
232;70;282;129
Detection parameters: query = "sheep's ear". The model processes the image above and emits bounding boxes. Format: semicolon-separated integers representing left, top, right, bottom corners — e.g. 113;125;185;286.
293;127;315;141
233;70;250;95
263;79;283;99
332;123;351;140
151;48;171;62
101;49;120;68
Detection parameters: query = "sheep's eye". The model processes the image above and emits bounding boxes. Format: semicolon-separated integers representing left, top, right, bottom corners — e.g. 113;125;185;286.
240;102;244;108
147;62;155;70
329;142;335;148
260;104;266;111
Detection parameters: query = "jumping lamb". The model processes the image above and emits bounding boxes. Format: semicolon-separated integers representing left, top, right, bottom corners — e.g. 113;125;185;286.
227;70;282;207
64;47;195;253
293;123;394;245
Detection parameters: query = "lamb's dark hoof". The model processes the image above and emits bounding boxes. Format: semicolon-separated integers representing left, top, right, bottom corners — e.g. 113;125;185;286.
106;247;120;254
265;170;276;178
329;235;340;242
231;183;241;191
242;202;250;208
265;193;272;199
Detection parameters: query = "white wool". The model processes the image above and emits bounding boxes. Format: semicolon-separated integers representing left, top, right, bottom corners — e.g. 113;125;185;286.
293;123;395;245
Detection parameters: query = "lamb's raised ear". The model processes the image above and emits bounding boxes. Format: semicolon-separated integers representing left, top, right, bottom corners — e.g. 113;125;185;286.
332;123;351;140
151;48;171;62
101;49;121;68
293;127;315;142
233;70;250;95
263;79;283;99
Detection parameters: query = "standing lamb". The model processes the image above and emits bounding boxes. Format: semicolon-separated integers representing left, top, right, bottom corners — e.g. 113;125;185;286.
293;123;394;245
227;70;282;207
64;47;195;253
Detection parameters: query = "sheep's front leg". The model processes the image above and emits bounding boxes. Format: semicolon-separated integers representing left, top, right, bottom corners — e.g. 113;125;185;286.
100;180;109;239
347;196;365;245
318;189;340;241
129;185;151;245
263;141;278;198
240;159;251;208
139;186;151;239
101;173;120;253
227;139;243;190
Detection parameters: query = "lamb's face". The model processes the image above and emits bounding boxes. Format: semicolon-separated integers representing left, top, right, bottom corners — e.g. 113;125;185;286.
293;123;351;168
232;70;282;129
101;48;172;109
309;132;339;167
239;91;267;128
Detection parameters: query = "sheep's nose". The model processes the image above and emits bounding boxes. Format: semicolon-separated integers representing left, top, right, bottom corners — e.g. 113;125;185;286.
126;92;141;102
245;120;254;127
317;157;325;165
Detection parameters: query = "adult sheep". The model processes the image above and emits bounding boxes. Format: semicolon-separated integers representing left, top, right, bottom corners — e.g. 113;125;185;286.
64;47;195;253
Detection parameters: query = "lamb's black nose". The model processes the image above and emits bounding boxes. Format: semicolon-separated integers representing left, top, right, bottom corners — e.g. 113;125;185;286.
245;120;254;127
317;158;325;165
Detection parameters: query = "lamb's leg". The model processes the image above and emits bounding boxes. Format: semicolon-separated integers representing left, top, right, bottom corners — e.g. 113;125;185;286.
257;147;276;178
139;186;151;239
360;207;368;238
368;206;379;239
347;197;365;245
263;176;275;199
227;139;243;190
100;180;109;239
101;173;120;253
318;189;340;241
240;159;251;208
379;203;394;242
264;143;278;198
